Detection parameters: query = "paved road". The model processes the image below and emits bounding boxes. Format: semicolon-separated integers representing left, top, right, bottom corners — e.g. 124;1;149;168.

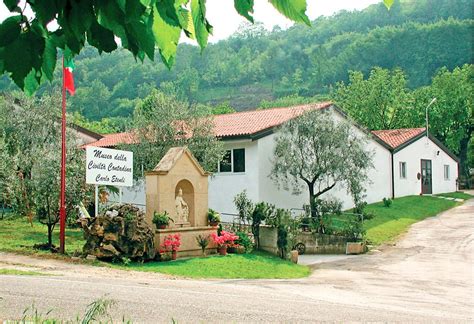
1;200;473;323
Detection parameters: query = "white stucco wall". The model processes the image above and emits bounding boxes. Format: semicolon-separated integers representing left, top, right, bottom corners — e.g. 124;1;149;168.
208;140;259;220
393;136;458;197
107;179;146;210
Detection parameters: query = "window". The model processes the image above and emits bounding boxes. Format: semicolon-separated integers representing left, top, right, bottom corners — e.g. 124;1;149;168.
399;162;407;179
218;148;246;173
219;150;232;172
444;165;450;180
233;148;245;173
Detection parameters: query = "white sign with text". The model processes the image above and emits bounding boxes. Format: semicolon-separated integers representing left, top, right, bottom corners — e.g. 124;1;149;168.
86;146;133;187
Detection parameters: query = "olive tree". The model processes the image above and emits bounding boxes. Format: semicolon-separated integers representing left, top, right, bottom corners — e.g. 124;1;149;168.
123;89;224;174
0;92;90;249
270;109;373;219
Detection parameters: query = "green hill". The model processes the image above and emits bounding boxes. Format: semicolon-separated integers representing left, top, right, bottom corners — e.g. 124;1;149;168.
0;0;472;121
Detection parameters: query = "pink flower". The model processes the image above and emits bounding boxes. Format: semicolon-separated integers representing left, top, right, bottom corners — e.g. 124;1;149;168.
161;234;182;252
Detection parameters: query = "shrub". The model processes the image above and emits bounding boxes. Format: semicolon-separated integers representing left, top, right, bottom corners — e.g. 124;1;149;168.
234;190;254;227
353;201;375;220
235;231;253;253
251;202;275;249
383;197;392;208
195;234;210;255
207;209;221;223
152;211;173;227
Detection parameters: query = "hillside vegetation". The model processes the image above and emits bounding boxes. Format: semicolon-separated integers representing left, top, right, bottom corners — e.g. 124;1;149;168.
0;0;472;121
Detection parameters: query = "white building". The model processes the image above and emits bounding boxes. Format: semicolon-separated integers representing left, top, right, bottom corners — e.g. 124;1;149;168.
372;128;459;198
84;103;459;217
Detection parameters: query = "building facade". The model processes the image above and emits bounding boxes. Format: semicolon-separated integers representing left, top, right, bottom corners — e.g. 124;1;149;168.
84;103;459;218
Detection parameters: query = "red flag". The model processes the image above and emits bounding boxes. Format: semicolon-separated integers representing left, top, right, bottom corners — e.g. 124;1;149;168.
63;56;75;95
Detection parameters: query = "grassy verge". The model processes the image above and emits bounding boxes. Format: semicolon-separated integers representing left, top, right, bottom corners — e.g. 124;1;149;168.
363;195;458;246
112;251;310;279
1;216;309;279
435;191;473;200
0;216;84;255
0;268;50;276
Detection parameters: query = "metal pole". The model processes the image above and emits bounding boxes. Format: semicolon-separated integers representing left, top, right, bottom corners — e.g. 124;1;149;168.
425;98;437;138
59;56;67;254
95;185;99;217
119;187;123;204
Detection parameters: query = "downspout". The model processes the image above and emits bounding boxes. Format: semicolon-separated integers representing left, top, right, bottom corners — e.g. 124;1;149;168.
391;151;395;199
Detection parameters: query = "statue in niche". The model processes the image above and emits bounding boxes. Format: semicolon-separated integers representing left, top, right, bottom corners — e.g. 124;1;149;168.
175;188;189;223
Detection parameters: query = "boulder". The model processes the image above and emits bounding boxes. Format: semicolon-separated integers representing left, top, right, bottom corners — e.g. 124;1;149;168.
80;204;156;261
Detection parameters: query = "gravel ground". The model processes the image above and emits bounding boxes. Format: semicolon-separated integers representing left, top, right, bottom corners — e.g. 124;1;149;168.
0;199;473;323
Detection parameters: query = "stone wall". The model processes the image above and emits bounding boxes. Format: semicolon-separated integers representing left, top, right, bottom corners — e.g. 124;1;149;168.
296;232;349;254
259;225;350;256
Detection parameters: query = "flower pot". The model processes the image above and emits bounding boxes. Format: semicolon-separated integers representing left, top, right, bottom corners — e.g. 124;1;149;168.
157;224;167;229
209;221;219;227
290;250;298;264
346;242;365;255
218;245;227;256
171;250;177;260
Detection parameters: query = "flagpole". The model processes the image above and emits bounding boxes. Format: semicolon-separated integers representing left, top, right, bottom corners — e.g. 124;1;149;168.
59;55;67;254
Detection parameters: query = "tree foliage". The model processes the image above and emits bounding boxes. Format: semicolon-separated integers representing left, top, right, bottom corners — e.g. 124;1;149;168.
271;109;373;218
0;0;468;119
333;68;413;130
0;92;91;247
122;89;224;175
333;65;473;183
0;0;315;92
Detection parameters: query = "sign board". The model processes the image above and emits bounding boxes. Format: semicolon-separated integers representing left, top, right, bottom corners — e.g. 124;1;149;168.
86;146;133;187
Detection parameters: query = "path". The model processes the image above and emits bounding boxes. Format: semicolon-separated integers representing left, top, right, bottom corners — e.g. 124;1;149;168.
1;200;473;322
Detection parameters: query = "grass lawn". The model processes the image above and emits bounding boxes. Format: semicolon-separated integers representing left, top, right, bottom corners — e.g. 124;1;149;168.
0;215;84;255
363;195;459;246
435;191;473;200
0;268;50;276
112;252;311;279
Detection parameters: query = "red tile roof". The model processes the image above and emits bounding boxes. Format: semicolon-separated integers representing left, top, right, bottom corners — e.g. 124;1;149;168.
85;132;137;148
372;127;426;149
212;102;332;138
84;102;333;148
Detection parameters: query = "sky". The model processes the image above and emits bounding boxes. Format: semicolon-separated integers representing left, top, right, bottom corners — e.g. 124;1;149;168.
0;0;380;43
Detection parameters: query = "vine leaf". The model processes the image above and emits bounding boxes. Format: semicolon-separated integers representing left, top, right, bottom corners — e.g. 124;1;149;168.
191;0;213;50
268;0;310;26
384;0;394;9
153;2;181;68
234;0;254;23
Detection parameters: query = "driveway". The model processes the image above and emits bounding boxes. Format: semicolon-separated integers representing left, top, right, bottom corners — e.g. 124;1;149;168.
1;200;473;322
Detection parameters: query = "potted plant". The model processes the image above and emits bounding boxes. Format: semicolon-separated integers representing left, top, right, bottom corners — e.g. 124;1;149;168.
161;234;181;260
207;209;221;226
211;230;238;256
195;234;210;256
153;211;173;229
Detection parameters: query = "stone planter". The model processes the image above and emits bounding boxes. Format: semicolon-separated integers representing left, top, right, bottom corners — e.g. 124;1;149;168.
346;242;365;255
290;250;298;264
218;245;227;256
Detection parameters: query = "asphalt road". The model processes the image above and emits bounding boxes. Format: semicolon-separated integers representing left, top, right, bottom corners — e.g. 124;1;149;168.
1;199;473;323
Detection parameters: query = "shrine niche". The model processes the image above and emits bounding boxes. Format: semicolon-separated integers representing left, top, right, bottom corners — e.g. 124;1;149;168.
145;147;216;257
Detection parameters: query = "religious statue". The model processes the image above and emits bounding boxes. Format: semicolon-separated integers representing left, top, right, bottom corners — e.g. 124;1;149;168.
175;188;189;223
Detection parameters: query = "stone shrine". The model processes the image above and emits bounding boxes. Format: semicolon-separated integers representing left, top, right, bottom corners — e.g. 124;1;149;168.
146;147;217;257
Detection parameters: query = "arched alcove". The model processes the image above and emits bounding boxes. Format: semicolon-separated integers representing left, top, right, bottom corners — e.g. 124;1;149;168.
175;179;195;226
